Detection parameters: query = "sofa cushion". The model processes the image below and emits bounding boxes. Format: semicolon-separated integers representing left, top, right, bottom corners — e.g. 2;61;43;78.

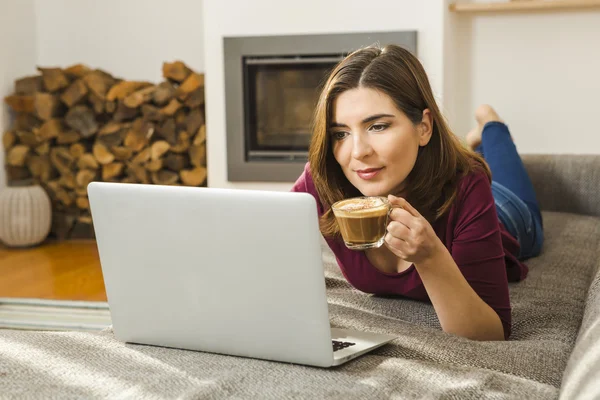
559;258;600;399
0;211;598;399
322;211;600;389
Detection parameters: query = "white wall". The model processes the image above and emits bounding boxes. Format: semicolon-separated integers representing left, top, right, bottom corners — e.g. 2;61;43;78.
0;0;38;189
451;10;600;153
34;0;204;83
203;0;446;191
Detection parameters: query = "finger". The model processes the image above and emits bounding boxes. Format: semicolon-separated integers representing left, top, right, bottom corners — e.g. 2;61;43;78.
387;220;411;240
388;207;416;229
384;233;408;258
388;195;422;218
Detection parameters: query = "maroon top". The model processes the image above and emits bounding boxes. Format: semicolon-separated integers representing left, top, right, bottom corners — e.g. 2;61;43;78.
291;163;528;339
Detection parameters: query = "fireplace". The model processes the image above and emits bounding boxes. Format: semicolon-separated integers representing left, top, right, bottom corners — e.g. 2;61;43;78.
224;31;417;182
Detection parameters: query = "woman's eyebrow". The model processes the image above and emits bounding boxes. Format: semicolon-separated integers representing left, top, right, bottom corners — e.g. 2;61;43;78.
330;114;395;128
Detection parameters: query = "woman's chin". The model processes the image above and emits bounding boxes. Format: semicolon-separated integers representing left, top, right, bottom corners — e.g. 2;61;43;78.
357;184;390;198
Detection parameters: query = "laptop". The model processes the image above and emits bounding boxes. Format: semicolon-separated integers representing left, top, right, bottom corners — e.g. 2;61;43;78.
87;182;397;367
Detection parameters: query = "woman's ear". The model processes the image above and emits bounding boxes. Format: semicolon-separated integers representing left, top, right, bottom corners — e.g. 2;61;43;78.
418;109;433;147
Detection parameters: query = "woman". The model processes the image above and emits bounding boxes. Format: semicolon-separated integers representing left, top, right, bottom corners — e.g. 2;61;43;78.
291;45;544;341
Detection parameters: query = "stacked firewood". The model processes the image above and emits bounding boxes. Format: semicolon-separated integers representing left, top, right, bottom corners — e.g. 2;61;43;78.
3;61;207;239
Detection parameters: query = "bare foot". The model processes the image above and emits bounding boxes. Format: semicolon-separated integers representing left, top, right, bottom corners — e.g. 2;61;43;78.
474;104;504;126
466;104;510;150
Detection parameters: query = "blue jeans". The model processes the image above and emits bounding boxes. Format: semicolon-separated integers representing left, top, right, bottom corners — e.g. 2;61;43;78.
476;122;544;260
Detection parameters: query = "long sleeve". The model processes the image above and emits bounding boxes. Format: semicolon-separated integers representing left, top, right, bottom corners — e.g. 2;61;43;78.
450;172;512;339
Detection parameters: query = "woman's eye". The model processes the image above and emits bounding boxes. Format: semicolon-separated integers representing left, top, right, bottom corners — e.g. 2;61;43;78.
370;124;388;132
332;131;348;140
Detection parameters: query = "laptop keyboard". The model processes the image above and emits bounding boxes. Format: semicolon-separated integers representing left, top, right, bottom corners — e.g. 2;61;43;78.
332;340;356;352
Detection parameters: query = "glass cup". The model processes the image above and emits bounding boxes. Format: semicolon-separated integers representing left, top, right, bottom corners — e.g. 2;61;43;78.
331;196;391;250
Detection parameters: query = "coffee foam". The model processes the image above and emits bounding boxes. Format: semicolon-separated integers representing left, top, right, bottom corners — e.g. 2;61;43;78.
334;197;388;217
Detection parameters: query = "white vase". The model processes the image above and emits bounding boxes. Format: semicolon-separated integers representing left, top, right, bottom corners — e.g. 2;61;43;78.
0;185;52;247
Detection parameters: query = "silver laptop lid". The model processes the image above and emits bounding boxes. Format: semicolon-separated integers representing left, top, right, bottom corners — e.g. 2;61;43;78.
88;182;334;367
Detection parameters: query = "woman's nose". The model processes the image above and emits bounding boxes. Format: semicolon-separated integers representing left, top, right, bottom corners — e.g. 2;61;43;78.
351;134;373;159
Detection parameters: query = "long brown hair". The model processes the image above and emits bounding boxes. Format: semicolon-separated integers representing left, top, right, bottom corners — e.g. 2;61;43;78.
308;44;491;238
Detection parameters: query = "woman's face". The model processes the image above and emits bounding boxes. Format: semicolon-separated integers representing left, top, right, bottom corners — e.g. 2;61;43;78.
330;87;432;197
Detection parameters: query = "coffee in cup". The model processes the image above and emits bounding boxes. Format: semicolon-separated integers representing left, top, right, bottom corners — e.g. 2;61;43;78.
331;196;390;250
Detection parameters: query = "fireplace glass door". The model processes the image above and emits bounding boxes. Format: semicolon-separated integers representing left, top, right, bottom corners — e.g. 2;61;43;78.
243;55;343;161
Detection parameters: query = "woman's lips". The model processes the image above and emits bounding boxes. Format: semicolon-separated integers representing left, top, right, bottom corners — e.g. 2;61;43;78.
356;167;383;180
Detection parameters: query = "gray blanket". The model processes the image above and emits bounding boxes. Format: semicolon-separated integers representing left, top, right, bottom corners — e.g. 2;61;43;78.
2;210;599;399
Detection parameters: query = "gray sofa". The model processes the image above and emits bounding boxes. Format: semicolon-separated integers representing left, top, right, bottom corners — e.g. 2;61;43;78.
1;154;599;399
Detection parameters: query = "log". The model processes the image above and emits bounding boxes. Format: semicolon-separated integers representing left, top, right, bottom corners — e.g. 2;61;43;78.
162;61;192;82
7;166;32;181
15;75;43;95
37;119;64;140
174;108;188;131
65;105;98;137
63;64;92;79
141;104;165;122
124;118;153;151
57;130;82;145
59;172;76;189
160;98;182;116
155;118;176;145
47;180;73;206
88;92;105;114
176;73;204;101
98;121;123;136
111;146;133;161
180;166;207;186
93;142;115;165
74;187;88;197
106;81;153;101
185;87;205;108
60;79;88;107
131;147;151;164
170;131;191;154
185;108;204;136
34;93;62;120
3;131;16;150
16;130;44;147
27;155;52;182
76;197;90;210
113;101;139;121
15;113;42;131
123;86;156;108
4;95;35;113
97;123;126;147
34;141;50;156
50;147;75;175
83;70;115;99
151;170;179;185
127;163;149;184
164;153;187;171
77;153;99;170
193;124;206;146
37;67;70;92
76;169;97;187
7;145;30;167
145;159;163;172
105;100;117;114
122;176;137;184
69;143;86;159
152;81;176;105
102;162;124;181
151;140;170;161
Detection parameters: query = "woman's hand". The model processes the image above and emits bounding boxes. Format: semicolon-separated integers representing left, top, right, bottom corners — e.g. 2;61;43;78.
385;195;444;265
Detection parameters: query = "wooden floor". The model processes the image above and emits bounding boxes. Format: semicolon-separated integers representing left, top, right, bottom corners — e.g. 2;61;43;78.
0;240;107;301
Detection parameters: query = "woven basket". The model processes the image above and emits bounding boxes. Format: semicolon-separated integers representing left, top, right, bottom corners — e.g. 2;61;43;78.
0;185;52;247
